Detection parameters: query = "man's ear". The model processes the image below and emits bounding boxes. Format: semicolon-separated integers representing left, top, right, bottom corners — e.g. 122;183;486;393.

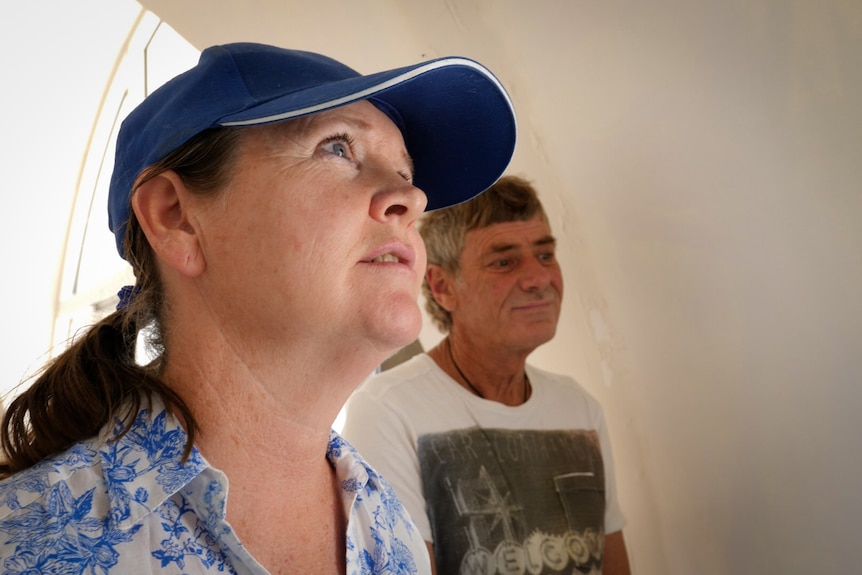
426;264;457;312
131;171;206;278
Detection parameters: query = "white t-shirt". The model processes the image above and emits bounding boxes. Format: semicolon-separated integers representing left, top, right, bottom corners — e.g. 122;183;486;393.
342;353;625;575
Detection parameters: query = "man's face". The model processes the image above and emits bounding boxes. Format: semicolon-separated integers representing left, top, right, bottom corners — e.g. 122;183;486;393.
444;215;563;354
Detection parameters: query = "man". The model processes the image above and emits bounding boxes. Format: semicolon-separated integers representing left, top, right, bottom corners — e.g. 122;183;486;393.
342;175;631;574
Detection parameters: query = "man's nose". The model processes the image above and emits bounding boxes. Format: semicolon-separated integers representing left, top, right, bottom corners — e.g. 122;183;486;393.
519;255;553;291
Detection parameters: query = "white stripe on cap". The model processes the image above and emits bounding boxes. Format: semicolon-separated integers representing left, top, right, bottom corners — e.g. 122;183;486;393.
218;57;511;127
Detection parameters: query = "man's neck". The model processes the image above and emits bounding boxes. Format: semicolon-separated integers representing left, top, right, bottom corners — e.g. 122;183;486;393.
428;336;532;406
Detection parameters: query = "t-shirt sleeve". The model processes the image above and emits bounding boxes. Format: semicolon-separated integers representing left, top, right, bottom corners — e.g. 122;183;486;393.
594;405;626;533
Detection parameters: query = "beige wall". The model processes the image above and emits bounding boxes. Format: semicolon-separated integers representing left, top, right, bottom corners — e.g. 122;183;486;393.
5;1;861;572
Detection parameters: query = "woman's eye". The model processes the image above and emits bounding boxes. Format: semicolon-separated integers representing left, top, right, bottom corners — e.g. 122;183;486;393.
330;142;348;158
322;134;354;159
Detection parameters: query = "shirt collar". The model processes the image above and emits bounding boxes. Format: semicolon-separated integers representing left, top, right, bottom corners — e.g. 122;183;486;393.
98;400;209;531
101;401;390;535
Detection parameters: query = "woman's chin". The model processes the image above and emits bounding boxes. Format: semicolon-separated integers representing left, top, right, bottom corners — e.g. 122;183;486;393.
368;305;423;354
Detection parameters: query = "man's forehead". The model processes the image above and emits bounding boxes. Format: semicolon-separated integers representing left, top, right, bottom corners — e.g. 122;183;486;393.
465;217;555;253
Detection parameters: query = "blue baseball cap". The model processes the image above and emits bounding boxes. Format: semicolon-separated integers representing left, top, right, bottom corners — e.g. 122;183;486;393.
107;42;517;258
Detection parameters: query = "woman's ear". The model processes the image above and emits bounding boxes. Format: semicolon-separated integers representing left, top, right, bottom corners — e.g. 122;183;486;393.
131;171;206;278
426;264;457;312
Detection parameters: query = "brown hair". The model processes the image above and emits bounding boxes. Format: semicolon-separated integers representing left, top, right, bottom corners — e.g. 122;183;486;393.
418;174;548;332
0;127;243;478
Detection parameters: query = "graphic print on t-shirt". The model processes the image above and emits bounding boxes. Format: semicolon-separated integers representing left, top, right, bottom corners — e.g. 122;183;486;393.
418;427;606;575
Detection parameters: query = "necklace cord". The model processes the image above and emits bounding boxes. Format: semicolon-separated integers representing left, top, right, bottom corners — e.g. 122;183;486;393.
446;338;529;403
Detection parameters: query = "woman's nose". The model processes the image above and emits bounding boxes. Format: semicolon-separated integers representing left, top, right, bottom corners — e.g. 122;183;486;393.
370;171;428;223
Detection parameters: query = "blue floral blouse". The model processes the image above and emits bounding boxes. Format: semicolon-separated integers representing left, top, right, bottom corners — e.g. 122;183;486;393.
0;401;430;574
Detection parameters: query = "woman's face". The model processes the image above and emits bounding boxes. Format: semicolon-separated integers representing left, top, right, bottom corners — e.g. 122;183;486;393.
190;100;428;362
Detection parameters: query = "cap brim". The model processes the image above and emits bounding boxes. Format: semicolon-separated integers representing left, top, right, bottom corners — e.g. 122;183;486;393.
219;57;517;210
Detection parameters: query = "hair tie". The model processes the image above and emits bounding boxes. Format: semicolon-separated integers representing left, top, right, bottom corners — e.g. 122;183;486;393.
116;285;139;310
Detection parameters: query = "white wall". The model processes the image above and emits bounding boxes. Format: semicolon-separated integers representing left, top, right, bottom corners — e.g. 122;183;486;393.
141;2;860;572
1;1;142;394
6;1;861;573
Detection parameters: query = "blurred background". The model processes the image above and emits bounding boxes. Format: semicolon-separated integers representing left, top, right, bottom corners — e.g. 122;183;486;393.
2;1;860;572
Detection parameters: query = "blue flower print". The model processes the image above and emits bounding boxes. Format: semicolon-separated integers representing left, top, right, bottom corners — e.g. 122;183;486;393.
1;406;429;574
358;526;417;575
0;470;48;512
0;480;138;574
386;538;418;575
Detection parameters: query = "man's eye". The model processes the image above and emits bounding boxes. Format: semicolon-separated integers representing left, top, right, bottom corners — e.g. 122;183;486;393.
495;259;510;268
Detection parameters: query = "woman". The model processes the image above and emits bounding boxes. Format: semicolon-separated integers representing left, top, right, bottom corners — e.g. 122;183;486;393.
0;43;515;574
